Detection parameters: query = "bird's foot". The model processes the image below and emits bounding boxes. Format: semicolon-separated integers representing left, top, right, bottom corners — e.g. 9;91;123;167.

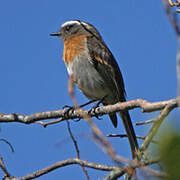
63;105;76;118
88;106;101;120
63;105;82;122
63;99;96;112
88;96;107;120
62;100;96;121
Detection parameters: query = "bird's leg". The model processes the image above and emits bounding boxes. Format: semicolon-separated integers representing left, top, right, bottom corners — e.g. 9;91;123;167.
63;99;96;110
63;100;97;122
88;95;107;120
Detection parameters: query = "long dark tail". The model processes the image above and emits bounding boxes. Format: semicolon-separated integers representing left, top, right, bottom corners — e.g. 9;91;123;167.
119;111;139;158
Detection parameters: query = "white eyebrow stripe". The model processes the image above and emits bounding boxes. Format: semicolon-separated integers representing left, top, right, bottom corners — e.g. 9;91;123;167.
61;21;80;28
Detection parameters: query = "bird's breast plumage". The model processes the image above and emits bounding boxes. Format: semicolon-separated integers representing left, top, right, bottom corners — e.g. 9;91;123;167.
63;36;111;101
63;34;86;65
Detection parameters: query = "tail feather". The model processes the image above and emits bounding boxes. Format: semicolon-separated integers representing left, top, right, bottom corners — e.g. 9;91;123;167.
109;113;118;128
119;111;139;158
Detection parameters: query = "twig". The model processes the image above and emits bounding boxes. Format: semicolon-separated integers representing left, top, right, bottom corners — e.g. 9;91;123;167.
0;98;178;125
66;121;80;158
35;118;63;127
0;139;14;178
135;119;156;126
107;134;158;144
104;159;166;180
141;102;175;151
3;158;121;180
0;155;163;180
66;121;90;180
104;169;125;180
0;139;14;152
0;154;12;178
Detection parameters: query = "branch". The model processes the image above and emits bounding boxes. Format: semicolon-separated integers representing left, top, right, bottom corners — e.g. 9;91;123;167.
2;158;121;180
0;139;14;179
0;154;12;179
141;102;175;151
104;158;166;180
135;119;156;126
0;139;14;153
0;98;178;125
107;134;158;144
0;156;165;180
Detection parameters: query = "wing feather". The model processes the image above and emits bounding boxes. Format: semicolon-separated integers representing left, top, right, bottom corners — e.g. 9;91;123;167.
87;35;126;102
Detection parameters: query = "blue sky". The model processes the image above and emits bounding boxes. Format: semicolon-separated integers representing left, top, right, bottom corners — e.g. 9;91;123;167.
0;0;179;179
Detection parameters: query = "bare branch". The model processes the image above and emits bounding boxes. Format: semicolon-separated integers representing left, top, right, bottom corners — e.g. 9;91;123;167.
135;119;156;126
0;154;12;178
0;98;177;125
104;169;125;180
0;139;14;152
0;140;14;178
36;118;63;127
104;159;165;180
6;158;121;180
1;156;164;180
141;102;175;151
107;134;158;144
66;121;80;158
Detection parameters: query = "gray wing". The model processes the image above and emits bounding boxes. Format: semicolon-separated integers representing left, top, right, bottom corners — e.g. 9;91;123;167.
87;35;126;102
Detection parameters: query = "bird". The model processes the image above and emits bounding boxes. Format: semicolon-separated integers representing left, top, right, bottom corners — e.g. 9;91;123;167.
50;20;139;157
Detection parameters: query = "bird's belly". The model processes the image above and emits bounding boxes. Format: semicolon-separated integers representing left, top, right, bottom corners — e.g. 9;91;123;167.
66;55;109;101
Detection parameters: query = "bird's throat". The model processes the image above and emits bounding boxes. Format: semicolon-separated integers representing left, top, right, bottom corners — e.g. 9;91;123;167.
63;35;86;65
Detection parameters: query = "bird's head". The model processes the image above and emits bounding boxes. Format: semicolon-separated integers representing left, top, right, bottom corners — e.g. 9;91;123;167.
50;20;102;41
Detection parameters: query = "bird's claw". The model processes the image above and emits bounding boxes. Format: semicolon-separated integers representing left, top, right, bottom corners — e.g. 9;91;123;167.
88;102;102;120
63;105;76;117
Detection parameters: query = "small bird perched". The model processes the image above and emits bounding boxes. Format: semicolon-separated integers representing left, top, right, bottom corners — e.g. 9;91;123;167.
50;20;138;157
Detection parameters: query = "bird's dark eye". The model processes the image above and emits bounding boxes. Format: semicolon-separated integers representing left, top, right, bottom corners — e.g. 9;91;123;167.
65;25;74;32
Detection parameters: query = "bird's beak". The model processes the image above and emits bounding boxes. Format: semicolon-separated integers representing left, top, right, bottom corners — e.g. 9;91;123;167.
49;31;61;37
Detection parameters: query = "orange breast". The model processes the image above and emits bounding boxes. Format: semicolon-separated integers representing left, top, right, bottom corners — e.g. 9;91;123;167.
63;35;86;65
